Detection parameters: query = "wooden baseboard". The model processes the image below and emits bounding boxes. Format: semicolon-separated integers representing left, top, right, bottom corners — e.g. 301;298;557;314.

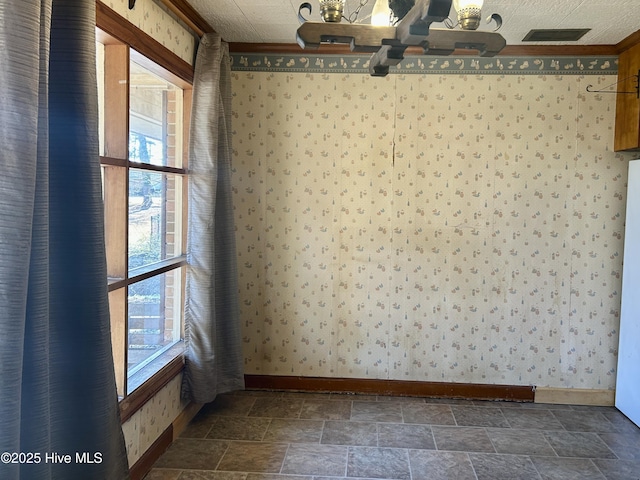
534;387;615;406
129;401;202;480
129;424;173;480
172;401;203;440
244;375;535;402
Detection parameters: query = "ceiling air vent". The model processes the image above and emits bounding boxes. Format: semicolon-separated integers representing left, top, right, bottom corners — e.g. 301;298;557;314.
522;29;590;42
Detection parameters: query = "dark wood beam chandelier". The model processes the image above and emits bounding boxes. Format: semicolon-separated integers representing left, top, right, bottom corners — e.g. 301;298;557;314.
297;0;505;76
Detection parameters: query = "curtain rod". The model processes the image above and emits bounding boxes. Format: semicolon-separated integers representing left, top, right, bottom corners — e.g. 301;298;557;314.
129;0;216;38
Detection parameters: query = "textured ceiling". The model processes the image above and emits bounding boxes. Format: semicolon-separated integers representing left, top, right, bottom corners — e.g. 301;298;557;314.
185;0;640;47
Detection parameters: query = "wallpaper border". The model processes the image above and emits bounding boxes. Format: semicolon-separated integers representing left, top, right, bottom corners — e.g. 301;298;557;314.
230;54;617;75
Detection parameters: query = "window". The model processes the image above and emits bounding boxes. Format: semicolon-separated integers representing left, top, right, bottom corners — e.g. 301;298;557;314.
96;31;191;400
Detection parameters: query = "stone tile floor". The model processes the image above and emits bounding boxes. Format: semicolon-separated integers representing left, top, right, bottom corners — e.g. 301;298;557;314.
145;390;640;480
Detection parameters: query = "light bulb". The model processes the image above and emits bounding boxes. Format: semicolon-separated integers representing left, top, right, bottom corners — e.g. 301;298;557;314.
371;0;392;26
453;0;484;10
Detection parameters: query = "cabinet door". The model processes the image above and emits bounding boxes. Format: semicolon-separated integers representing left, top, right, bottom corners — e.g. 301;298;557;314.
616;159;640;427
614;44;640;152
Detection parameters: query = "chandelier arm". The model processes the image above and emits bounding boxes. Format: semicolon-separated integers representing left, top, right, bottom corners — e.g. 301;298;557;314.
296;22;396;51
368;28;505;74
423;28;505;55
369;43;409;76
298;2;313;23
487;13;502;32
395;0;452;44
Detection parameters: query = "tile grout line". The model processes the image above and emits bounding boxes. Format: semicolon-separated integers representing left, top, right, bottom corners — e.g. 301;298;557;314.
343;444;350;478
259;417;273;442
590;457;613;480
405;447;413;480
212;438;232;473
466;451;481;480
279;441;292;475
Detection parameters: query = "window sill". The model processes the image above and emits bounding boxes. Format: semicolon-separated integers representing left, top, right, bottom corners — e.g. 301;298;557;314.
120;341;185;423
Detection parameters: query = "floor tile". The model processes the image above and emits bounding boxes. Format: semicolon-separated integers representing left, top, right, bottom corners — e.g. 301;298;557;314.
216;442;288;473
486;428;557;456
299;399;352;420
248;398;305;419
206;417;271;441
424;398;476;405
285;392;342;401
521;403;575;411
202;395;257;417
501;408;564;430
472;400;524;408
376;395;427;403
347;446;411;480
350;401;403;423
178;472;249;480
180;412;218;438
401;403;456;425
330;393;377;401
262;418;324;443
592;458;640;480
432;426;496;453
154;438;229;470
281;444;347;476
313;477;378;480
247;475;312;480
235;390;284;399
600;411;640;435
469;453;542;480
551;410;618;433
377;423;436;450
408;450;476;480
543;431;618;459
451;406;510;428
530;456;607;480
571;405;619;413
143;468;182;480
149;391;640;480
321;421;378;446
598;432;640;460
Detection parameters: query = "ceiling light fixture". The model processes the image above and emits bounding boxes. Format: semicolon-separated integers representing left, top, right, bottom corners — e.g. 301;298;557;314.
297;0;506;76
452;0;483;30
319;0;345;22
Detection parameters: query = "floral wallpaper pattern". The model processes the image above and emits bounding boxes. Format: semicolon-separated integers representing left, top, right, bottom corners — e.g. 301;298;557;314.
121;375;188;466
231;61;635;390
99;0;196;65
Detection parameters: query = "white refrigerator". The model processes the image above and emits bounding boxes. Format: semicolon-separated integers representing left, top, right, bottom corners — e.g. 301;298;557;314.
617;159;640;428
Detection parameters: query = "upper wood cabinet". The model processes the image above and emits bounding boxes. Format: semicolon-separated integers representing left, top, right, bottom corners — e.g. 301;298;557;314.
614;42;640;152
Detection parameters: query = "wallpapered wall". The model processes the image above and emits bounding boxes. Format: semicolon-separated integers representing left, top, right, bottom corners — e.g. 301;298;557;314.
231;60;635;390
121;375;188;466
99;0;195;65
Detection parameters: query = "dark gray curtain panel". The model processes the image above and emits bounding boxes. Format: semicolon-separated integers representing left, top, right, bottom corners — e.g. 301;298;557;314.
0;1;129;478
182;33;244;404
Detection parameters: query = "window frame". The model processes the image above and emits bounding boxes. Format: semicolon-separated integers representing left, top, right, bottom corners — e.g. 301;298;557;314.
96;4;193;422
